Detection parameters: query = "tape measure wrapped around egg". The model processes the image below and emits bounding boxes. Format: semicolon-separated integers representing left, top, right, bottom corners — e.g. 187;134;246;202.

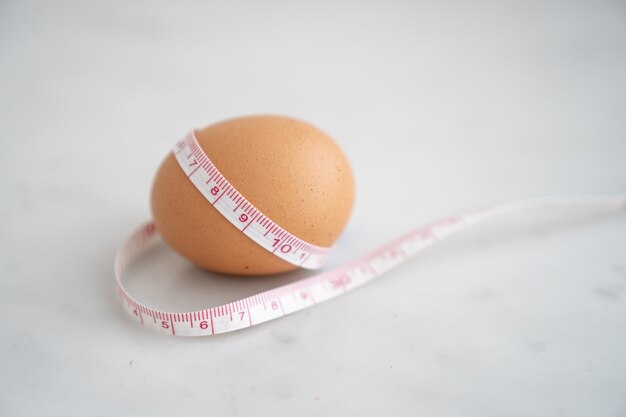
115;116;625;336
150;115;355;275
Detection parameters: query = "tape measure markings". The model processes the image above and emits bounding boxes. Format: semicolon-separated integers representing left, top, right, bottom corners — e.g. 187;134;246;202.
115;194;625;336
173;131;329;269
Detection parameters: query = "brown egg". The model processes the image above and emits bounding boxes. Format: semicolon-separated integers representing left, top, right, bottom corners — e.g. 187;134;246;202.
150;115;355;276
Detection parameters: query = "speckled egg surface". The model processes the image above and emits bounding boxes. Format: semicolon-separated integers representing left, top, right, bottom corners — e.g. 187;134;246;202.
150;115;355;275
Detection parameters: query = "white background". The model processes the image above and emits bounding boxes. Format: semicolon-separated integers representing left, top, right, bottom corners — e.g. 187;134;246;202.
1;1;625;416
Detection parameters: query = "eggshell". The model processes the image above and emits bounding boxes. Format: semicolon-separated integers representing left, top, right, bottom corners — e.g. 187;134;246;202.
150;115;355;275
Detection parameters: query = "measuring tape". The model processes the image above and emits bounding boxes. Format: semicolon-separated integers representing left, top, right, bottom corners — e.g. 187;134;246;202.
115;133;626;336
172;131;332;269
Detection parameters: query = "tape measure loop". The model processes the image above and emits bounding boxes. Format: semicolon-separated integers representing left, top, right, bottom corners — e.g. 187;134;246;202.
115;194;626;336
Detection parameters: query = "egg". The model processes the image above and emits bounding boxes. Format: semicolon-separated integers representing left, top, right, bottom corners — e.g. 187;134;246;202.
150;115;355;275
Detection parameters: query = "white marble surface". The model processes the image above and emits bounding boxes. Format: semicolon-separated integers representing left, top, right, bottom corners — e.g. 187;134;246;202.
1;1;625;416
